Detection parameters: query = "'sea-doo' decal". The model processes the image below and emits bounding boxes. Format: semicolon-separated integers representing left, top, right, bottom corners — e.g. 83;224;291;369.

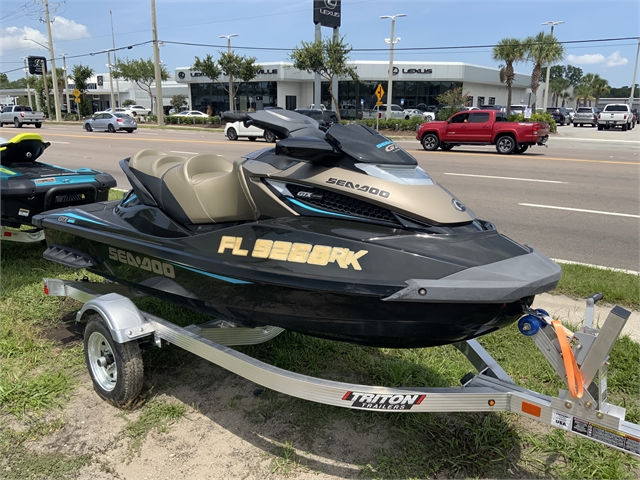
342;391;426;410
325;178;390;198
108;247;175;278
218;236;368;271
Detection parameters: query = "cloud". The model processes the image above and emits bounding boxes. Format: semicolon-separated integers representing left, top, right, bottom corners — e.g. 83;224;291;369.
566;53;605;65
51;16;90;41
0;17;89;56
604;51;628;68
566;51;629;68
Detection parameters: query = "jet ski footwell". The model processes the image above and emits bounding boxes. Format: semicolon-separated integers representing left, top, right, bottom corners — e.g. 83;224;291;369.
44;278;640;457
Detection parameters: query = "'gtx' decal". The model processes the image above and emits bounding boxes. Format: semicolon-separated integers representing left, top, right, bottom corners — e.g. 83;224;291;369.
326;178;390;198
342;391;426;410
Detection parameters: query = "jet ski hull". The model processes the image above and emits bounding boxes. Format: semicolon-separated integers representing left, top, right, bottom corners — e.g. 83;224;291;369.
36;202;560;348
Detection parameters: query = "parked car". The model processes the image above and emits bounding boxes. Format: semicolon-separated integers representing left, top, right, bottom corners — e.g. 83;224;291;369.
83;112;137;133
403;108;436;120
123;105;151;117
546;107;570;126
361;104;406;119
572;107;600;127
104;107;129;114
597;104;634;131
632;108;638;129
224;120;276;142
479;105;506;112
294;108;340;125
416;109;550;154
565;107;575;122
171;110;209;117
0;105;45;128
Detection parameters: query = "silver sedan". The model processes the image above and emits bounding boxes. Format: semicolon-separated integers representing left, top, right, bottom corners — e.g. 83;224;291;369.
83;112;137;133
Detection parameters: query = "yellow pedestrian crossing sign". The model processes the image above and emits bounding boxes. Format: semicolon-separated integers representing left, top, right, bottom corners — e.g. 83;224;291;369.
375;83;384;101
72;88;81;98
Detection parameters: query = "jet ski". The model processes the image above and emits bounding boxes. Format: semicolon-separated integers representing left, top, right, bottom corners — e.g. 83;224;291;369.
33;110;561;348
1;133;116;240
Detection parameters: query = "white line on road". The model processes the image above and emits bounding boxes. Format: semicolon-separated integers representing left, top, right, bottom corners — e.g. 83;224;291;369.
552;137;640;144
444;173;567;184
553;259;639;276
520;203;640;218
170;150;199;155
49;141;70;144
137;131;159;136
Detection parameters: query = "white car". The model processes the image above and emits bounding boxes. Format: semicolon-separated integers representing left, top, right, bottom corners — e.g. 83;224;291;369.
224;120;276;142
104;107;129;115
171;110;208;117
124;105;151;117
403;108;435;121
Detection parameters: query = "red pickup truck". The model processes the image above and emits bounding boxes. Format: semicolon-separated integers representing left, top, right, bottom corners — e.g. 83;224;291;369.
416;110;549;154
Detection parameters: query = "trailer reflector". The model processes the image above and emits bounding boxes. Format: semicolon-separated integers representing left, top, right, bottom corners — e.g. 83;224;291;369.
522;401;541;417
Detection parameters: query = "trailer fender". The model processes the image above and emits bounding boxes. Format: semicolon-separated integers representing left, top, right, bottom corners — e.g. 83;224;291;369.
75;293;155;343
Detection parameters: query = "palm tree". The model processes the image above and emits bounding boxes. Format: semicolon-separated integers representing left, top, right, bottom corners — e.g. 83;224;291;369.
560;91;572;107
589;74;610;108
550;77;570;106
524;32;565;111
492;38;526;118
574;83;594;107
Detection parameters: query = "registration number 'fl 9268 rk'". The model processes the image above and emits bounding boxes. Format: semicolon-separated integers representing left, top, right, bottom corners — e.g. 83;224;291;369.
218;236;368;271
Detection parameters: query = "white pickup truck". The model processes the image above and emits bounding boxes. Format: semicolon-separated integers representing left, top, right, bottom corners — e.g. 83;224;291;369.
597;104;633;131
361;104;407;120
0;105;45;128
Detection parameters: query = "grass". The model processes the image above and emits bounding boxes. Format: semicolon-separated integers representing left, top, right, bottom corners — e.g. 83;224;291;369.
120;399;187;461
0;222;639;478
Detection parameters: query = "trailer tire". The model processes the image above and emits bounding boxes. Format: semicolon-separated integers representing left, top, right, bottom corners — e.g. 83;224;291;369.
84;314;143;407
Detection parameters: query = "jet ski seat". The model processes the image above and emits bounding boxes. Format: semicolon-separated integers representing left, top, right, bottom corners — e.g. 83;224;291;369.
129;149;255;224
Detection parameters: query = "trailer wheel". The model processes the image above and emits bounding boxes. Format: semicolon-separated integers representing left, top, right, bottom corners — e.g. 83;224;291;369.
84;314;143;407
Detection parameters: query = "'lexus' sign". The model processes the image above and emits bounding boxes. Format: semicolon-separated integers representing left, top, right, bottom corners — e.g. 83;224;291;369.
28;56;47;75
313;0;341;28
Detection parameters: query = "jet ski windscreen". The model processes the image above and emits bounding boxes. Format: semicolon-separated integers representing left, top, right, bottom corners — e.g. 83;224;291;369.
326;124;417;166
245;110;324;140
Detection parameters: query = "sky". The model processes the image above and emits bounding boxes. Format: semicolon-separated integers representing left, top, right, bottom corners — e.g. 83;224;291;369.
1;0;638;88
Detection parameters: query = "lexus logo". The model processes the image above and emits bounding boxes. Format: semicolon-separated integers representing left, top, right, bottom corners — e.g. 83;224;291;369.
178;71;185;79
324;0;337;8
392;66;399;76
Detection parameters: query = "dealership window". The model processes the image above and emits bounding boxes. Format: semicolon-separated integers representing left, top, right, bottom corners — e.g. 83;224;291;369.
488;97;496;105
285;95;296;110
477;96;485;107
466;96;474;107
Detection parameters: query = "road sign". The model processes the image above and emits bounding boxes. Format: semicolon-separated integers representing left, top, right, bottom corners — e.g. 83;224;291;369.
72;89;81;98
74;97;81;103
375;83;384;102
27;56;47;75
375;101;383;106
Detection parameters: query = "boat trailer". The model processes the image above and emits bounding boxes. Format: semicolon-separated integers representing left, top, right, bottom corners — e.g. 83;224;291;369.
43;278;640;458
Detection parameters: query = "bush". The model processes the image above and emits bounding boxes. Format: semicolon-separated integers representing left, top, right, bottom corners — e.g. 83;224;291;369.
436;107;458;121
350;116;427;132
508;112;557;132
164;115;222;126
122;99;136;107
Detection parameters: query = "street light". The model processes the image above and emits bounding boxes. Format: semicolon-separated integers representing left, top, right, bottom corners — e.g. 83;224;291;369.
541;21;564;110
219;34;238;113
23;37;52;118
102;49;116;111
381;14;406;120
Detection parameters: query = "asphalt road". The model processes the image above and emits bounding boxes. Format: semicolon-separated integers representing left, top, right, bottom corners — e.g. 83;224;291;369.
6;122;639;271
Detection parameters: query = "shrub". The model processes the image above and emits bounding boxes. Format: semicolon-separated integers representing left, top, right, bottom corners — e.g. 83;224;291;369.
351;116;427;132
508;112;557;132
436;107;458;121
122;99;136;107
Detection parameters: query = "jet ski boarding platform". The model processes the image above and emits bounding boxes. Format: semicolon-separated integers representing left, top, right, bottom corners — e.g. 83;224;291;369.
43;278;640;458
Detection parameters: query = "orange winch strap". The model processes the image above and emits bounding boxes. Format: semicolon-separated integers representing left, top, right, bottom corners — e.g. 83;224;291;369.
551;319;584;399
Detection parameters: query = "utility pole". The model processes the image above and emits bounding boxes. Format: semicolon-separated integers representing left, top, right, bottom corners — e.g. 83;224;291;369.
105;50;116;111
381;14;406;120
541;21;564;112
42;61;51;118
150;0;164;125
629;38;640;107
219;34;238;112
110;10;121;107
62;53;70;115
22;58;34;109
44;0;62;122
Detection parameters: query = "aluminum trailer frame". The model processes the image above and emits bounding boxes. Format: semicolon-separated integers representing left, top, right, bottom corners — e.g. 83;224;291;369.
43;278;640;457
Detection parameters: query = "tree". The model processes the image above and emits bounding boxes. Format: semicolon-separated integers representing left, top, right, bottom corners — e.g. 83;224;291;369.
565;65;583;87
492;37;526;117
574;83;594;107
72;64;94;116
122;99;136;107
436;86;469;109
549;65;565;82
589;74;610;107
549;77;570;106
170;94;188;112
219;53;262;113
112;58;169;114
524;32;565;111
289;35;358;121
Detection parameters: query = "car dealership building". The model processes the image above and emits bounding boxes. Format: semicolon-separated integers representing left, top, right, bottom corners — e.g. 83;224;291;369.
174;60;534;118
